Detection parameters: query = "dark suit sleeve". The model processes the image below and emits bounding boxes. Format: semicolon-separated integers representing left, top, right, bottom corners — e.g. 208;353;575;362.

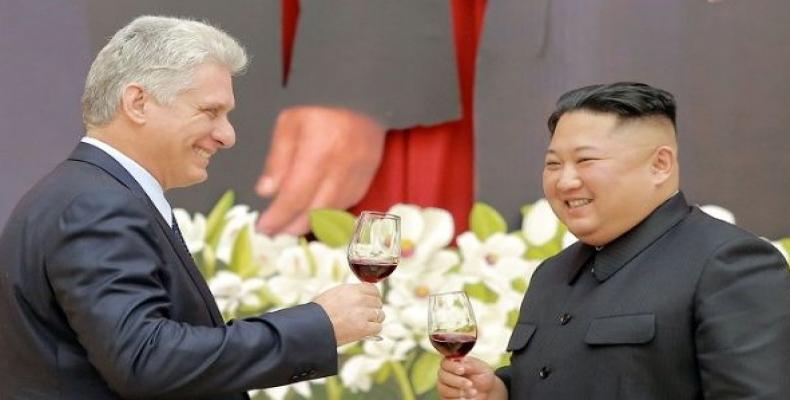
694;236;790;399
495;365;512;393
45;190;337;399
284;0;460;129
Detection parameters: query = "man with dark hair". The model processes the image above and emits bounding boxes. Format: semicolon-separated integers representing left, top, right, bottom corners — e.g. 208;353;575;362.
437;82;790;399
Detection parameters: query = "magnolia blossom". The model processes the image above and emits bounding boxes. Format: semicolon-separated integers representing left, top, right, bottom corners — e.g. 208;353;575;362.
256;379;316;400
215;205;259;264
267;242;350;306
172;208;206;253
340;305;416;393
467;299;515;366
250;233;299;278
387;204;454;274
700;204;736;224
457;232;530;293
562;230;578;249
521;199;560;246
207;270;265;316
387;250;464;343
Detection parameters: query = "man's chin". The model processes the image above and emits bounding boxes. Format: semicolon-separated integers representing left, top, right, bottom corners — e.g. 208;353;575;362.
170;173;208;189
565;224;597;245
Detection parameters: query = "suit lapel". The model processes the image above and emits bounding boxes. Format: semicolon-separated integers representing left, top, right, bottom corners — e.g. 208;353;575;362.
68;143;225;325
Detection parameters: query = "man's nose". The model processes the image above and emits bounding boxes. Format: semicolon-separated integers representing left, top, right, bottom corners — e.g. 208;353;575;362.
556;166;582;191
214;117;236;148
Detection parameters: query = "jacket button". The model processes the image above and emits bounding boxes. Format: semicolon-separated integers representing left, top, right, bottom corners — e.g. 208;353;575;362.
538;366;551;379
559;313;572;325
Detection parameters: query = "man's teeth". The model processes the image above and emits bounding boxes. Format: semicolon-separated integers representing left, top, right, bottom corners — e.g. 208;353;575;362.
194;148;211;159
567;199;591;208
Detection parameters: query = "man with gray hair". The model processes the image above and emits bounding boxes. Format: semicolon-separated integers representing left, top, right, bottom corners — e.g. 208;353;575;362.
0;16;383;399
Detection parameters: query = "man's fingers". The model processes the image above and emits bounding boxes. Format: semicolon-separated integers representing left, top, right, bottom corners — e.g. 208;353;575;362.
358;282;382;296
257;156;325;234
276;166;365;235
278;214;311;236
256;111;299;197
367;308;385;323
437;369;474;398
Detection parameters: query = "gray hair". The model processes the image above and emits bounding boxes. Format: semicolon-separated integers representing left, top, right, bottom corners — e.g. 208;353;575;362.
82;15;248;127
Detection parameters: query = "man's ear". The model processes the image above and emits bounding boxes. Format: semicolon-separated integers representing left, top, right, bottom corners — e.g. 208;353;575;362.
120;83;148;124
650;145;675;185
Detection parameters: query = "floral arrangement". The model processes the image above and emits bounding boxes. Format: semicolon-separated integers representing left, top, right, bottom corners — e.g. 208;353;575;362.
174;192;790;400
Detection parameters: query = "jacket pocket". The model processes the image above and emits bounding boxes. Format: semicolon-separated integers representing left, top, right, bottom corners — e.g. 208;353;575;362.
584;313;655;345
506;322;537;352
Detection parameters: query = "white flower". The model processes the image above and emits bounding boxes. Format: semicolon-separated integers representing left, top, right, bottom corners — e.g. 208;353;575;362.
468;299;514;365
216;205;259;264
457;232;529;293
207;271;265;316
172;208;206;253
339;355;381;393
521;199;559;246
562;230;578;249
266;242;350;306
257;380;317;400
700;204;736;224
387;250;463;342
340;305;416;392
250;233;299;278
387;204;454;276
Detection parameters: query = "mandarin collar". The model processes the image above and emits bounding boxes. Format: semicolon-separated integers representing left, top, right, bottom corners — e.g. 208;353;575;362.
567;192;692;284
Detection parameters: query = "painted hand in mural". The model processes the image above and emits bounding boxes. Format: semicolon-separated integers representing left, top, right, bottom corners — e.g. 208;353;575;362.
256;106;385;235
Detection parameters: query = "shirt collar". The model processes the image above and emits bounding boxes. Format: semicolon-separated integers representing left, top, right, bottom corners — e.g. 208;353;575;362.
567;192;691;284
80;136;173;227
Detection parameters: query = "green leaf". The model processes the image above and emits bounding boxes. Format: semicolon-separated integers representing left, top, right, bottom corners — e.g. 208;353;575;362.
374;361;392;384
302;241;318;276
310;209;355;247
464;282;499;303
511;277;528;294
469;202;507;241
229;227;257;278
525;240;562;260
325;376;343;400
200;246;217;279
779;238;790;266
507;309;520;328
205;190;234;249
410;352;442;395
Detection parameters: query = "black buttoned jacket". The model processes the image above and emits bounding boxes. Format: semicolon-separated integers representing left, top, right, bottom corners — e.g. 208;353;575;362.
498;193;790;399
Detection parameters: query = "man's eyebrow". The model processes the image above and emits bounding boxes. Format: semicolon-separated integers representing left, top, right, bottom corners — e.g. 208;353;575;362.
545;145;599;154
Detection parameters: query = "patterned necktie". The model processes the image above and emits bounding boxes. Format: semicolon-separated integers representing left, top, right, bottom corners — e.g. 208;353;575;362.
171;213;191;254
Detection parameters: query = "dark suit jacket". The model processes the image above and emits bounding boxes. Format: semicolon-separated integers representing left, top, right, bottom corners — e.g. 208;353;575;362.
0;143;338;399
497;193;790;399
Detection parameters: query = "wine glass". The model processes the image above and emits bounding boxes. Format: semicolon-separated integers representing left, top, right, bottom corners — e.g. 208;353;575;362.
428;291;477;360
347;211;401;340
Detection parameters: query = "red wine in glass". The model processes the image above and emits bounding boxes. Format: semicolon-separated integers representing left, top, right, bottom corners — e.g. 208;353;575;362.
429;332;477;360
349;260;397;283
347;211;401;341
428;291;478;359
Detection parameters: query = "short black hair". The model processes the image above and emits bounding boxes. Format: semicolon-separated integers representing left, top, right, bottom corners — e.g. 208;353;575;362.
547;82;676;135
